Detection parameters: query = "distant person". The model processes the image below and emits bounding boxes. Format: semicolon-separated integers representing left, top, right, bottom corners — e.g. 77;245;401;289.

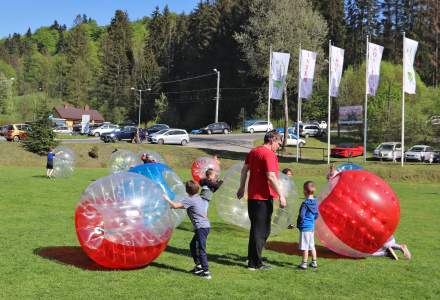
372;236;411;260
296;181;319;270
46;147;62;179
141;153;156;164
282;168;293;177
112;148;119;154
163;180;212;280
326;164;339;181
237;130;286;271
199;168;223;206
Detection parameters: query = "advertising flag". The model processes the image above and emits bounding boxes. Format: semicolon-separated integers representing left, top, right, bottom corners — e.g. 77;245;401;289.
330;46;344;97
270;52;290;100
299;50;317;99
403;37;418;94
367;42;384;96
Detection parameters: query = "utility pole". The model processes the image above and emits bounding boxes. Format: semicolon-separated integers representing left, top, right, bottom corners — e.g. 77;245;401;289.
214;69;220;122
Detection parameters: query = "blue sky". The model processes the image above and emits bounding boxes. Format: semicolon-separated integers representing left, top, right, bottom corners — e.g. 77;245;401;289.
0;0;200;38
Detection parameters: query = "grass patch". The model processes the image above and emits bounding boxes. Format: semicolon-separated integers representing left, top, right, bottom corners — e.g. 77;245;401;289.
0;166;439;299
55;134;95;140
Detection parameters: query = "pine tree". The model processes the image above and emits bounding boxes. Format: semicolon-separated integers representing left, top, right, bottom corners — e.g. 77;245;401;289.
24;100;58;154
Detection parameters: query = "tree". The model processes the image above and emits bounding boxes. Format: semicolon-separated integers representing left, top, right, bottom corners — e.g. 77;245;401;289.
154;92;168;122
98;10;134;121
23;100;58;154
312;0;346;47
0;72;14;113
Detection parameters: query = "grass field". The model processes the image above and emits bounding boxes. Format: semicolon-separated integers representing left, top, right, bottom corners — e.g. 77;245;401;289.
0;144;439;299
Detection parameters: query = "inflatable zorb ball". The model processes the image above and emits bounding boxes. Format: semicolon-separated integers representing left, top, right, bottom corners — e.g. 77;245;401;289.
316;170;400;258
109;150;142;174
53;146;75;178
191;157;220;183
75;172;173;269
138;150;165;163
214;163;297;235
129;163;186;227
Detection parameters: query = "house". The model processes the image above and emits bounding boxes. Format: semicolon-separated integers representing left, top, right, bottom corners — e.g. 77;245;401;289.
53;104;104;128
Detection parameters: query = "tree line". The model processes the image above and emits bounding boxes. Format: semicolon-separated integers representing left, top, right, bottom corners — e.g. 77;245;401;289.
0;0;439;145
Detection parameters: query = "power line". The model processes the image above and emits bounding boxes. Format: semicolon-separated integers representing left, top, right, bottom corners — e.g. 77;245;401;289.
156;73;217;85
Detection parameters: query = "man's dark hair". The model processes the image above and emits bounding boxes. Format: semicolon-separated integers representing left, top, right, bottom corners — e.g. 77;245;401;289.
185;180;200;196
264;130;281;144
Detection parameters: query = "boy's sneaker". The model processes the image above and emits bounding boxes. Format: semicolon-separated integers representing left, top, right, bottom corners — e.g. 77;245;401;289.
189;265;203;275
199;270;212;280
309;260;318;269
287;224;296;229
298;262;308;270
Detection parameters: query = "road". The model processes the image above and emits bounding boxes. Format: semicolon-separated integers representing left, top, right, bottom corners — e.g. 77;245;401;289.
0;133;263;153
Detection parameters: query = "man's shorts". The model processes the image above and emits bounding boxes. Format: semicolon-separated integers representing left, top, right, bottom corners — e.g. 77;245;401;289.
299;231;315;251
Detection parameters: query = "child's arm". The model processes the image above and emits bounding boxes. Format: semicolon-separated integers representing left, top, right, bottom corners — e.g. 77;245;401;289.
211;180;224;192
162;194;184;209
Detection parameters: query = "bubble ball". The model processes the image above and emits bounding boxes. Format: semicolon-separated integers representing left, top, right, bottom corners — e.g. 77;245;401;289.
138;150;165;163
336;163;364;172
75;172;173;269
191;157;220;183
129;163;186;227
53;146;75;178
316;170;400;258
213;163;297;235
109;150;142;174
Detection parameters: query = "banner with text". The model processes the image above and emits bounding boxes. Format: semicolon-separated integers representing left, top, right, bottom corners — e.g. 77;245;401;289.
330;46;344;97
270;52;290;100
299;49;317;99
367;42;384;96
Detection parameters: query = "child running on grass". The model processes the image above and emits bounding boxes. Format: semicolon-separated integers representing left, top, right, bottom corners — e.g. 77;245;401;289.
46;147;62;179
296;181;319;270
163;180;212;280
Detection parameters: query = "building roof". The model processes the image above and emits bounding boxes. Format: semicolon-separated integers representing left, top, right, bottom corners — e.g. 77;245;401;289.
54;104;104;122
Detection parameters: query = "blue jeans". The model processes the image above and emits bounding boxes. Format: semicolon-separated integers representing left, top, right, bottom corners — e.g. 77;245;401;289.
190;228;210;271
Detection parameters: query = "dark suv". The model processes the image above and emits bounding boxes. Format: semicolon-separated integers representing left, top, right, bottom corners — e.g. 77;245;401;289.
202;122;231;134
101;126;146;143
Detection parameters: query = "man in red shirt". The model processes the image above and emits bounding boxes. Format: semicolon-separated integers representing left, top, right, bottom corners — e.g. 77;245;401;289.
237;130;286;270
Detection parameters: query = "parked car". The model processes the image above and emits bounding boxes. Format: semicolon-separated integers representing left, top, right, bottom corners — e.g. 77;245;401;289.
309;120;327;129
6;124;31;142
432;151;440;163
146;124;169;135
373;142;402;161
201;122;231;134
148;128;189;145
90;123;119;137
404;145;436;162
53;126;73;135
243;120;273;133
331;143;364;158
276;127;296;134
0;125;9;136
284;133;306;147
101;126;146;143
299;124;324;138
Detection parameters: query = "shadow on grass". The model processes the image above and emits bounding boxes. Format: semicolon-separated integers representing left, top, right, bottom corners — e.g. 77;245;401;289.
265;241;363;260
31;175;48;179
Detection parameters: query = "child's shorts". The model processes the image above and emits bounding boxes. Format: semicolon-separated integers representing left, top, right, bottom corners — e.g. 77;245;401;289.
46;162;53;170
299;231;315;251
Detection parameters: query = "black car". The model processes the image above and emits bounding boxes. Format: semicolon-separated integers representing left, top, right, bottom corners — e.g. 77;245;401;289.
146;124;169;135
432;151;440;163
201;122;231;134
101;126;146;143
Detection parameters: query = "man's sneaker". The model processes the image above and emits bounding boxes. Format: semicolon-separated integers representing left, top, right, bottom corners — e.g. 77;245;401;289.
189;265;203;275
199;270;212;280
309;260;318;269
248;264;272;271
298;262;308;270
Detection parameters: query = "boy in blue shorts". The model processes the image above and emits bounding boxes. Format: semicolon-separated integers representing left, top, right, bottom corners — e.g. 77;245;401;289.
296;181;319;270
163;180;212;280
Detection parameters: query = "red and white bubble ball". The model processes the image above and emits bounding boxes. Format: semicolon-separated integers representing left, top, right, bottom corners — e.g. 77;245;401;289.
191;157;220;182
316;170;400;258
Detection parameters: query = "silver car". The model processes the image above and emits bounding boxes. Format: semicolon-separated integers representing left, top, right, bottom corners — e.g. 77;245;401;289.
404;145;435;162
373;142;402;161
148;128;190;145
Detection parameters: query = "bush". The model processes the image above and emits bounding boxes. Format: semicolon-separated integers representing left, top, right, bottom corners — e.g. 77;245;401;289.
88;146;99;158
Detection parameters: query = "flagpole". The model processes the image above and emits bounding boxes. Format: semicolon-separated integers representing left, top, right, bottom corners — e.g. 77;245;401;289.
327;40;332;164
364;35;369;163
268;45;272;126
401;32;406;167
296;43;302;163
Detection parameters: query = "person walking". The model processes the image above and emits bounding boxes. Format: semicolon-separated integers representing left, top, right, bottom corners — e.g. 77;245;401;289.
237;130;286;270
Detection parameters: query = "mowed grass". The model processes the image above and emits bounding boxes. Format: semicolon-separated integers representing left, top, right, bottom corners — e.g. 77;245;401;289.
0;157;439;299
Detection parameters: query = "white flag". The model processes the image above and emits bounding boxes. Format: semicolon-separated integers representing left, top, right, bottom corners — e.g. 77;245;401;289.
403;37;418;94
367;42;384;96
330;46;344;97
299;50;317;99
270;52;290;100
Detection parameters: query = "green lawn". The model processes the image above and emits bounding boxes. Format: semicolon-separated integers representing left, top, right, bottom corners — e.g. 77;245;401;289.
0;159;439;299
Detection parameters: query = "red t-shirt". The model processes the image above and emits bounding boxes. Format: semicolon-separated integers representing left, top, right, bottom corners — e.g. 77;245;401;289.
245;145;279;200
